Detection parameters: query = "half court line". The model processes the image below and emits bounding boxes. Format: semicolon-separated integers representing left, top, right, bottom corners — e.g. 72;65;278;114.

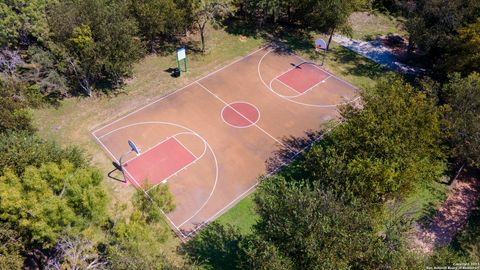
195;81;288;149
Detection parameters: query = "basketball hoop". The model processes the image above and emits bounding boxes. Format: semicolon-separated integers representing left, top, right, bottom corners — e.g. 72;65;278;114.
315;38;327;52
314;38;328;66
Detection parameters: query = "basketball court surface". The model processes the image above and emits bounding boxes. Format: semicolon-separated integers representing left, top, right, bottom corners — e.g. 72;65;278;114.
92;47;359;238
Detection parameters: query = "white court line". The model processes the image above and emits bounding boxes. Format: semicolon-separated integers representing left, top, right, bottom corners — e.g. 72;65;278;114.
92;47;360;239
196;81;287;148
122;150;187;238
91;47;266;136
220;101;261;129
145;135;209;193
294;54;361;90
173;136;198;159
93;121;219;239
274;77;303;94
183;121;342;238
258;50;361;108
273;73;333;99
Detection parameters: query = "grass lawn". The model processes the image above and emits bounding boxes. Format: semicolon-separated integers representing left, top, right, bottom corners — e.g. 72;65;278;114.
349;11;407;40
217;193;258;235
398;180;449;222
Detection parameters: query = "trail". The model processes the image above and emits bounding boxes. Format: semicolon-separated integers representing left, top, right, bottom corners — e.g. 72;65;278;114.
412;171;480;253
332;34;426;75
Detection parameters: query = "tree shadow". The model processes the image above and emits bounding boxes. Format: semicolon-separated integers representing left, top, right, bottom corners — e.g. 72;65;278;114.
223;18;317;59
330;46;388;79
266;128;330;178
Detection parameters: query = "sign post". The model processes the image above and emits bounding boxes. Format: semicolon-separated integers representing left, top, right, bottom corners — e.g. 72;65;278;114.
177;48;187;74
315;38;328;66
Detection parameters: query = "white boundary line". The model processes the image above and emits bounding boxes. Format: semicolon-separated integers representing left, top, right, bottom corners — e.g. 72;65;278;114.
271;73;332;99
121;150;187;238
91;47;362;239
173;136;198;159
274;77;304;94
93;121;219;239
295;54;361;91
196;81;287;148
183;121;342;238
220;101;261;129
258;50;361;108
91;47;266;137
145;134;209;193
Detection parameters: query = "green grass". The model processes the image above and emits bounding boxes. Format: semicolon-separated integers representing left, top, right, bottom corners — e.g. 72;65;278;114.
398;180;448;222
349;11;407;40
217;194;258;235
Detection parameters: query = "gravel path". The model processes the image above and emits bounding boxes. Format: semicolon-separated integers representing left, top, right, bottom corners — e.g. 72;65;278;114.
332;34;425;75
412;173;480;253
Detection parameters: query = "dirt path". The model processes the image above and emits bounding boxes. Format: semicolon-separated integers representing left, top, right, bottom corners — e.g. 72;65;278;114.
413;172;480;253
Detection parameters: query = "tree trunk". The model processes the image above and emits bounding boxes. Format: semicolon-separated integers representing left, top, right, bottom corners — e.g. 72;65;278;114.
407;35;414;54
200;25;206;53
327;27;335;51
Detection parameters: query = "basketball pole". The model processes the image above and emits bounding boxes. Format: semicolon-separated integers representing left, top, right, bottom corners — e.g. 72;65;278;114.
118;150;132;183
321;48;327;66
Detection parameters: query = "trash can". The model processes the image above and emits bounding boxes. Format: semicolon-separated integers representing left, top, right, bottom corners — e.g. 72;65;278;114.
172;68;181;78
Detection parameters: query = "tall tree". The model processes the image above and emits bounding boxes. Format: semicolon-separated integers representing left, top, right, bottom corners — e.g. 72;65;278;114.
0;161;107;248
0;0;53;47
0;78;35;134
130;0;182;52
444;73;480;168
441;20;480;75
46;235;107;269
296;74;446;202
191;0;231;52
404;0;480;72
49;0;143;95
253;176;419;269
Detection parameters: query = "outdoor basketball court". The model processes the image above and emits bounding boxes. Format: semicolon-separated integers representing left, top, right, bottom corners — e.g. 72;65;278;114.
91;47;359;238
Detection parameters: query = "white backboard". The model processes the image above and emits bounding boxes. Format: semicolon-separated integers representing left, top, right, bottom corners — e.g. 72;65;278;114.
315;38;327;50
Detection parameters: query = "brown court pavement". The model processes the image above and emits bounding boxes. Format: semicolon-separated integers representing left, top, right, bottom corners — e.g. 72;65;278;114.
92;47;359;238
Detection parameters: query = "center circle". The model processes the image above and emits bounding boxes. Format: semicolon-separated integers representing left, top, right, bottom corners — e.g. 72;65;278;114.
221;102;260;128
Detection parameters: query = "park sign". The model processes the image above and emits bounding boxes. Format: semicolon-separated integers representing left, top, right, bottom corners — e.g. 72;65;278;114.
177;48;187;73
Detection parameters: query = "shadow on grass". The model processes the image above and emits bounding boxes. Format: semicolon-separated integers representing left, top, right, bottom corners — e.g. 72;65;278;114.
224;18;318;59
329;46;387;79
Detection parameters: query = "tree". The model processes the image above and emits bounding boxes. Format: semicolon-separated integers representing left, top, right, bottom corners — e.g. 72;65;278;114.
253;176;419;269
191;0;231;52
0;131;86;176
309;74;446;201
130;0;182;52
183;222;292;270
404;0;480;72
0;161;107;248
441;20;480;75
46;235;107;270
133;182;176;223
0;78;35;134
303;0;365;50
0;0;53;47
0;225;24;269
49;0;143;95
107;206;174;269
444;73;480;168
